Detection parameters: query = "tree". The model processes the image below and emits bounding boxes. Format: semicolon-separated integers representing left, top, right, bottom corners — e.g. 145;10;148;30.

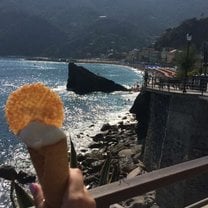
175;46;197;78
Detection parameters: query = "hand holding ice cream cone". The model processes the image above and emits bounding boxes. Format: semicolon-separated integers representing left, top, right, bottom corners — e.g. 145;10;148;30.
30;168;96;208
5;83;69;208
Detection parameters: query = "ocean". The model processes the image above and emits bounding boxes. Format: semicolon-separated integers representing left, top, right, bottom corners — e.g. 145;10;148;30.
0;57;143;206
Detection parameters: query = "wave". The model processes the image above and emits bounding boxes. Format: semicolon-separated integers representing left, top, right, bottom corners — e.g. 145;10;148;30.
52;85;67;92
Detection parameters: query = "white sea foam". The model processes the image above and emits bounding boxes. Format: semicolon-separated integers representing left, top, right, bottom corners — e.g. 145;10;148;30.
52;85;67;92
62;91;139;152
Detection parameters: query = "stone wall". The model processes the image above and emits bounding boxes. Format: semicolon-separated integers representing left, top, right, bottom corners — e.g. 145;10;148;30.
130;89;208;208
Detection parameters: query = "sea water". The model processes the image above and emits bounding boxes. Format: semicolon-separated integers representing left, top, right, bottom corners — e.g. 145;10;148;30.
0;57;143;206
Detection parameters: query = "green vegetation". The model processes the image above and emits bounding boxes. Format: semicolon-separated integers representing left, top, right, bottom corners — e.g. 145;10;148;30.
175;47;198;78
155;17;208;51
154;17;208;77
70;138;78;168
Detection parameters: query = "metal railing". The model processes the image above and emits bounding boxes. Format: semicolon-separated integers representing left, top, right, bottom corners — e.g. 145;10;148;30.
90;156;208;208
144;76;208;96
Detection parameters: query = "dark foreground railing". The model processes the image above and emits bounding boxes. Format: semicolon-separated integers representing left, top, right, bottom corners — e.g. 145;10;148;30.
90;156;208;208
185;197;208;208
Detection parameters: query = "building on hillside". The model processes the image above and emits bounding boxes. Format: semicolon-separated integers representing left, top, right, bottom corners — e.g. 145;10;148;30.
149;50;160;64
137;48;160;64
138;48;151;62
126;47;178;65
167;49;177;64
161;48;178;65
127;48;140;63
161;48;168;63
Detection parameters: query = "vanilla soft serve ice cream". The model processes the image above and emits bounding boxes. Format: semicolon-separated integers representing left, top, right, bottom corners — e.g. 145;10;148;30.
19;121;66;149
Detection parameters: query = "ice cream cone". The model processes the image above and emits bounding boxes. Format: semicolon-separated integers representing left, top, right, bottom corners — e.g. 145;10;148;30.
28;139;69;208
5;83;69;208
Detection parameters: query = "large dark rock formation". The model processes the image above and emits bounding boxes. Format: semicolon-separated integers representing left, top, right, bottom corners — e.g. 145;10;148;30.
66;63;127;94
130;89;208;208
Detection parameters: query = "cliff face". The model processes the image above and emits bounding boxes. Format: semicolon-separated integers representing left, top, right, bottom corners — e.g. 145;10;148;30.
66;63;127;94
130;89;208;208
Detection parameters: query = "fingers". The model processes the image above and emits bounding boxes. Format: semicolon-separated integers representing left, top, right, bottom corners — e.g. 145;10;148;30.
29;183;45;208
62;168;96;208
69;168;84;192
29;169;96;208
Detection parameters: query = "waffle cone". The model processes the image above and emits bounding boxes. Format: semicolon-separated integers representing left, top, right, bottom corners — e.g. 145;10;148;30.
28;139;69;208
5;83;64;135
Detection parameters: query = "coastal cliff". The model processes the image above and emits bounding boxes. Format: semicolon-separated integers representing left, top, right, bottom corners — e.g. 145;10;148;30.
130;89;208;208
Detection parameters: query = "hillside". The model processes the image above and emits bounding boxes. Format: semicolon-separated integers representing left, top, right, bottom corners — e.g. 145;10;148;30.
0;0;208;58
155;17;208;50
0;10;68;57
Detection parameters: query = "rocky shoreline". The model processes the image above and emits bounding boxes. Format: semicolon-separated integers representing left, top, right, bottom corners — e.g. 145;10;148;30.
77;112;158;208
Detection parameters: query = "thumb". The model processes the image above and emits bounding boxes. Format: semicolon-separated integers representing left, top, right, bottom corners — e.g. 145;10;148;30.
29;183;45;208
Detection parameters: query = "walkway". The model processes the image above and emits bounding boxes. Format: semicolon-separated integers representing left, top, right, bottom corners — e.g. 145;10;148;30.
145;75;208;97
146;84;208;97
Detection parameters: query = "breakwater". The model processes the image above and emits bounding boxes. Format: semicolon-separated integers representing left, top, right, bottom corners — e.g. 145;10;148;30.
130;89;208;208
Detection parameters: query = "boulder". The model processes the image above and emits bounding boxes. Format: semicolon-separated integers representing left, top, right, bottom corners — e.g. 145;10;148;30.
66;63;128;94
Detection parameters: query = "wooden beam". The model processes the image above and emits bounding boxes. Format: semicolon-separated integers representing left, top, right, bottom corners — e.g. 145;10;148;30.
185;197;208;208
89;156;208;208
